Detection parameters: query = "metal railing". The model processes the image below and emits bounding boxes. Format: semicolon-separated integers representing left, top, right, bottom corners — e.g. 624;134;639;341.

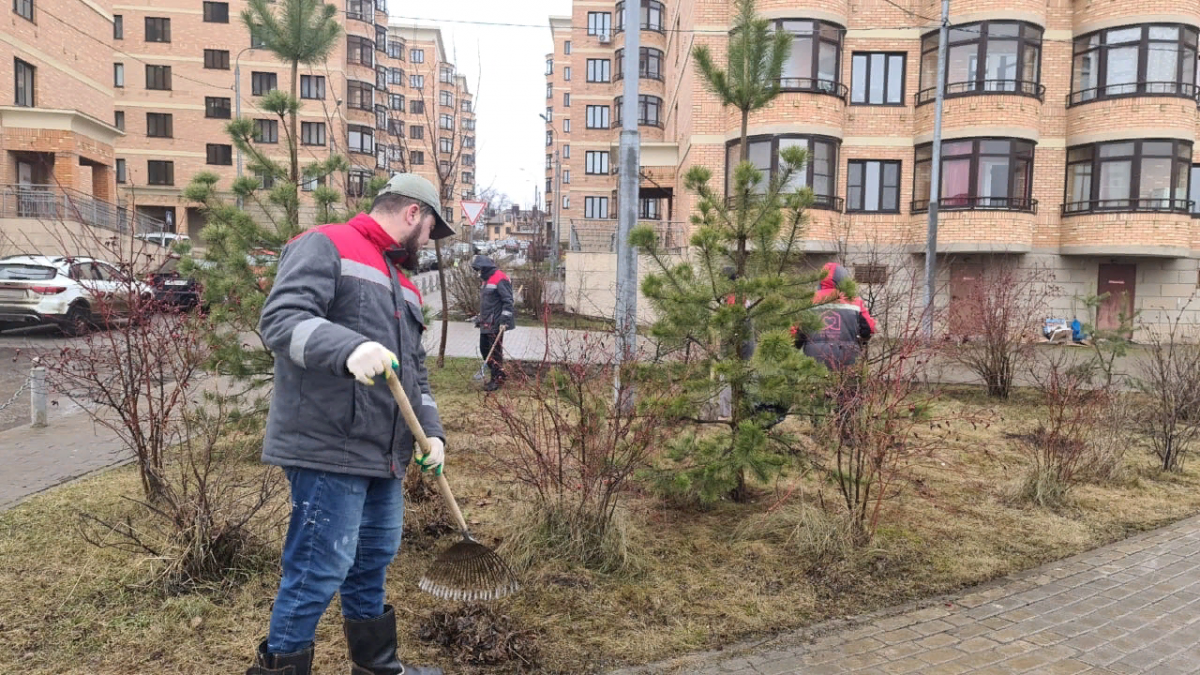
1067;81;1200;107
911;195;1038;214
724;193;845;212
1;184;165;234
568;219;686;254
778;77;849;101
916;79;1046;105
1061;197;1194;216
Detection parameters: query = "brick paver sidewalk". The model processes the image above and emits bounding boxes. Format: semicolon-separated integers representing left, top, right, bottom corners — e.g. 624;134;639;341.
0;411;131;511
613;514;1200;674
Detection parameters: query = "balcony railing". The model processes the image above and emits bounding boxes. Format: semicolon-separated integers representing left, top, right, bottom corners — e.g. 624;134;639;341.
1061;197;1194;216
911;196;1038;214
1067;81;1200;107
778;77;848;101
724;193;844;212
916;79;1045;105
612;117;664;129
568;219;684;253
1;184;165;234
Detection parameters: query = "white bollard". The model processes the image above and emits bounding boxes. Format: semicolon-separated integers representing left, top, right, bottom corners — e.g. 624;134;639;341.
30;366;47;428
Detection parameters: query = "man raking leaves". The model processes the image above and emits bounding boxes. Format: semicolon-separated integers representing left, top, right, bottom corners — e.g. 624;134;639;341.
247;174;456;675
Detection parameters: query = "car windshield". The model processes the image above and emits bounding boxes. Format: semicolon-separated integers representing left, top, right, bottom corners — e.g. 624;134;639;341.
0;264;56;281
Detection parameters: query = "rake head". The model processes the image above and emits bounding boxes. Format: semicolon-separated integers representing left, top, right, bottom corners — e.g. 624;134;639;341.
418;537;521;602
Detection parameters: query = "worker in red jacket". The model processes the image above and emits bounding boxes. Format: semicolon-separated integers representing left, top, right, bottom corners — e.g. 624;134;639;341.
470;255;516;391
792;262;877;371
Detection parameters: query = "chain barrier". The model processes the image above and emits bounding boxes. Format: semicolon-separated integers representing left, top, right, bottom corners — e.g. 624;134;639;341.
0;377;31;413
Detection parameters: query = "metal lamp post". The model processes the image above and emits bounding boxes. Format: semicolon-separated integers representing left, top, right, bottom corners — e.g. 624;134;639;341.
233;46;255;209
539;113;561;275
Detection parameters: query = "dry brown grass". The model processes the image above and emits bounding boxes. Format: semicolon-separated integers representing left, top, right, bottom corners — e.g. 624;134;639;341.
3;363;1200;674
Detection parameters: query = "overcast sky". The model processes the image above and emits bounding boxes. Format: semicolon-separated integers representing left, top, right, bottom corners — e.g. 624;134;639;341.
389;0;572;209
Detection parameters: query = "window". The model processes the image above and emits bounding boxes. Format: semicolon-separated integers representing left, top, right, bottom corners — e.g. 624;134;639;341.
348;36;374;67
389;93;404;110
462;154;474;166
615;0;665;33
725;135;841;210
855;265;888;285
376;66;388;91
587;12;612;40
203;2;228;23
851;53;905;105
301;176;325;192
564;66;571;81
146;112;172;138
300;74;325;99
346;0;368;21
546;131;553;146
348;170;372;199
251;72;276;95
256;169;275;190
564;41;572;55
564;92;571;107
114;110;124;130
375;103;387;130
348;125;374;154
388;118;403;137
586;151;610;174
410;151;424;165
546;178;553;194
562;194;570;209
389;67;403;85
1070;24;1198;105
205;96;231;119
1063;139;1192;214
847;160;901;213
113;15;122;39
1191;165;1200;215
145;17;170;42
14;0;32;21
376;25;387;52
206;144;232;165
586;105;610;129
464;118;475;130
410;74;424;89
410;99;424;114
614;47;665;81
410;48;425;63
920;21;1044;104
584;196;610;219
113;63;124;87
913;138;1036;213
116;159;126;184
204;49;230;70
440;90;454;107
547;153;553;169
463;172;473;184
388;40;404;60
409;125;423;139
301;121;326;146
347;80;373;111
250;32;265;49
145;65;171;90
437;137;453;155
254;119;278;143
772;19;844;95
439;114;454;130
545;107;553;122
563;119;570;133
587;59;611;82
639;197;660;220
461;99;472;113
563;170;571;184
614;95;662;127
147;160;173;185
441;67;455;84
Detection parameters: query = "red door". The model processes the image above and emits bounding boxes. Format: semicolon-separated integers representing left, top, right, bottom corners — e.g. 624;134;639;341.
1097;264;1136;334
949;263;983;336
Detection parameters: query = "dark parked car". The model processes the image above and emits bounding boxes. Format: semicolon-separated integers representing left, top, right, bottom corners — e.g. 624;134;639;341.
145;256;202;310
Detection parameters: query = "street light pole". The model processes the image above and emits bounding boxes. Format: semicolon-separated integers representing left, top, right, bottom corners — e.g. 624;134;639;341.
539;114;561;276
923;0;950;338
234;46;254;210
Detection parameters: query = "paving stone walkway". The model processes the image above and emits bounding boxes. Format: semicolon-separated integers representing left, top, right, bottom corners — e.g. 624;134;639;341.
613;514;1200;674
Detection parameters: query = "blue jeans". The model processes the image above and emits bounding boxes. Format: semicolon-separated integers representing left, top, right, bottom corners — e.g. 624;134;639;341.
267;467;405;655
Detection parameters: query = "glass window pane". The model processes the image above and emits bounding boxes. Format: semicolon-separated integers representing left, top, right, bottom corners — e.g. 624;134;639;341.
1190;166;1200;213
1073;52;1098;97
1022;24;1042;40
785;34;814;80
1100;142;1135;157
980;140;1011;154
848;161;863;187
864;161;881;211
989;23;1019;38
887;55;904;103
1067;163;1093;205
977;156;1011;205
1013;157;1031;203
948;44;978;87
944;140;974;156
1146;44;1179;90
1143;141;1174;156
1099;160;1132;203
1174;158;1188;201
869;53;885;103
921;50;937;90
882;186;899;211
916;145;933;161
1105;46;1139;95
1022;44;1039;83
1139;157;1173;204
949;26;976;42
1068;147;1093;162
818;42;838;82
726;143;739;194
1107;27;1141;44
851;54;867;102
943;158;972;205
883;161;900;187
749;140;773;192
915;159;931;203
779;138;808;190
1149;26;1178;41
848;184;862;210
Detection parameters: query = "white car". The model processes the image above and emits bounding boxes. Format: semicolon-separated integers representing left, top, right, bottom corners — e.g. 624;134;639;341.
135;232;191;249
0;255;155;335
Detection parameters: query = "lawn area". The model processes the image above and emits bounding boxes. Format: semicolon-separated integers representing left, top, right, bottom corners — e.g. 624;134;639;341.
2;359;1200;674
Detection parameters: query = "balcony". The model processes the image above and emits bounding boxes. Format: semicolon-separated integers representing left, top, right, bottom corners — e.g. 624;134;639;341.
568;218;684;253
778;77;848;102
725;194;844;213
916;79;1045;105
1067;82;1200;107
1061;197;1194;216
911;195;1038;214
1;184;164;234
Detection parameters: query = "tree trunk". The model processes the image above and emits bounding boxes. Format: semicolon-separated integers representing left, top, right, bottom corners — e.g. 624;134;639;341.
289;59;300;230
739;109;749;163
435;239;449;368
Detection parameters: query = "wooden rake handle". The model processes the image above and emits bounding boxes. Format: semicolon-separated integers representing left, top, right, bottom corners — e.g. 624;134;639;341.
385;374;471;536
483;324;507;363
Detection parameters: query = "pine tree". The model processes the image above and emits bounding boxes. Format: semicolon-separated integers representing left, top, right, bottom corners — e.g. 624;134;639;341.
632;0;833;503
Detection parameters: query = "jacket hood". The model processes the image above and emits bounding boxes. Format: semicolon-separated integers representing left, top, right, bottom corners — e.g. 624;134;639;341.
819;262;850;291
470;255;497;276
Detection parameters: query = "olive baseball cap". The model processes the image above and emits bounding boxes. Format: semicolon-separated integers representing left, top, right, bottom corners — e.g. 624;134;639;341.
377;173;456;240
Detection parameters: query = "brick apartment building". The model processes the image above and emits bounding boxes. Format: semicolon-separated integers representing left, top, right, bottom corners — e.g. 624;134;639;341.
1;0;475;252
549;0;1200;332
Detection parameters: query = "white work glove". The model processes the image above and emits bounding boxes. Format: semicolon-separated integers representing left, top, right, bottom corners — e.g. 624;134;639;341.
416;437;445;475
346;341;398;386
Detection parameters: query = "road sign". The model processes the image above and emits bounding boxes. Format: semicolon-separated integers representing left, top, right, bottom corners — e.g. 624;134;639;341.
461;201;487;226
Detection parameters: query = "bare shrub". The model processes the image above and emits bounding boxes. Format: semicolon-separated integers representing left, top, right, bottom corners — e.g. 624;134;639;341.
482;334;680;572
947;262;1057;399
445;261;481;318
1133;315;1200;472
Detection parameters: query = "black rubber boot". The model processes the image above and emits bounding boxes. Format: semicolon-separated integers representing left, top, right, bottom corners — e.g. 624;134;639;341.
344;605;443;675
245;639;313;675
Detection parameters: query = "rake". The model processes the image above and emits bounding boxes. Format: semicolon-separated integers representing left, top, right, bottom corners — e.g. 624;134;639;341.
472;325;507;382
385;373;520;602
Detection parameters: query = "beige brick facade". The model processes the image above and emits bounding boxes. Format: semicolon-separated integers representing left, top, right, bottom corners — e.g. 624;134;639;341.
552;0;1200;331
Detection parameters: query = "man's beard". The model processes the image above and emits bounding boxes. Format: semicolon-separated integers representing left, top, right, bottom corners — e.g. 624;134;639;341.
398;229;422;271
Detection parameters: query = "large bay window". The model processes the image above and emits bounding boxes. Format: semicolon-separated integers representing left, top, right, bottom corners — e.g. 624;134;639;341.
1063;139;1192;215
615;47;664;81
919;21;1044;104
774;19;845;98
1070;24;1198;105
912;138;1035;213
615;0;665;33
613;95;663;127
725;135;840;210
